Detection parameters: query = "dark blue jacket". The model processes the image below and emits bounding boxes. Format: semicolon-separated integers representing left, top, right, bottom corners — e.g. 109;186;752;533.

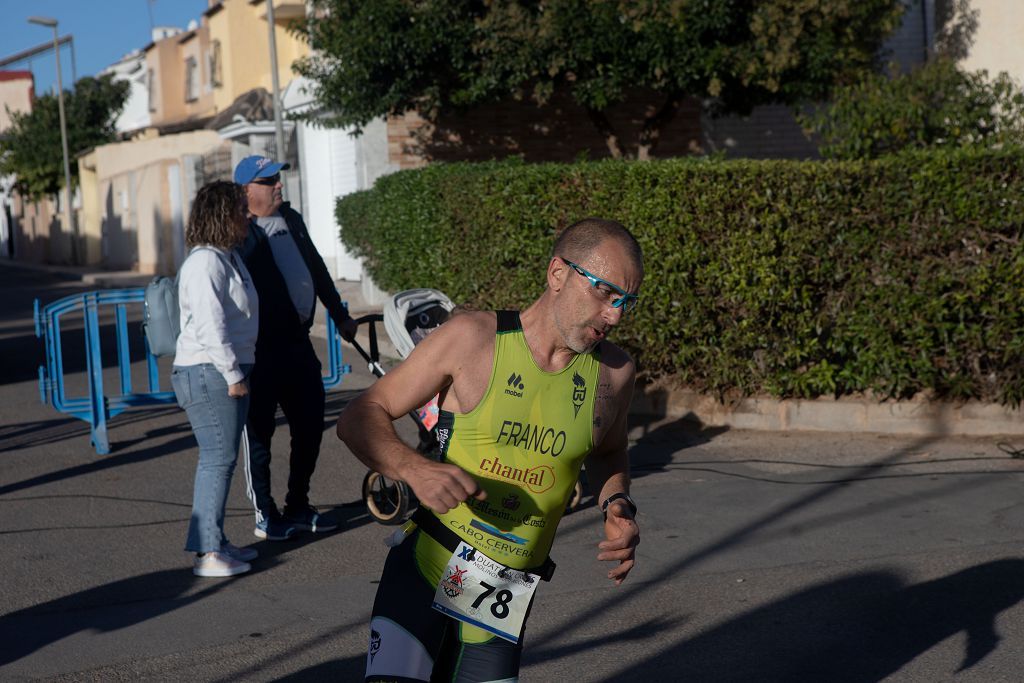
239;202;351;348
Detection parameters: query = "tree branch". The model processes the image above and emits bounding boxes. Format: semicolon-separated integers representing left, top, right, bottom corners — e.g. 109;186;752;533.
586;107;625;159
638;93;684;160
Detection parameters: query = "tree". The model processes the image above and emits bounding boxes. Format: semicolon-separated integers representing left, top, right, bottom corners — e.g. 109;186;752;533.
0;74;129;199
294;0;905;159
802;58;1024;160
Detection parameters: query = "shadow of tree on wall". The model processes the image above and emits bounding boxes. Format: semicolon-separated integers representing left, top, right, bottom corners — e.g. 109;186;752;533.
103;183;136;270
404;87;703;163
936;0;980;61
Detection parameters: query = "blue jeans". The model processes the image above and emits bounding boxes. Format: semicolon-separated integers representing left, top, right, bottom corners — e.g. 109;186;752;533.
172;363;253;554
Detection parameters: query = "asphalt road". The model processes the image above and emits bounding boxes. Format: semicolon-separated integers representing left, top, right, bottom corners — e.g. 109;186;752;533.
2;263;1024;682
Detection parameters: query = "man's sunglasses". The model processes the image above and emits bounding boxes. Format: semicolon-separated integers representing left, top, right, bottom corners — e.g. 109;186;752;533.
560;257;639;313
250;174;281;186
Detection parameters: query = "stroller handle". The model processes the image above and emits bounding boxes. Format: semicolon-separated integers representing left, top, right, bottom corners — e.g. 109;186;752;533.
349;313;386;378
347;312;434;437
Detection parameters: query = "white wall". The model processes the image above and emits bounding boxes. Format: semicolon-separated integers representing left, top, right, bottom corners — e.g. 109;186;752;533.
957;0;1024;86
298;121;363;280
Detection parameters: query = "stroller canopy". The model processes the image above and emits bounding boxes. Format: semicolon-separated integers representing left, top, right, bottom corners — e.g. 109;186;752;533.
383;288;455;359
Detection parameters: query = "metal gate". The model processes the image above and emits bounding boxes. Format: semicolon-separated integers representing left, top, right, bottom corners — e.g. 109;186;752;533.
35;287;350;455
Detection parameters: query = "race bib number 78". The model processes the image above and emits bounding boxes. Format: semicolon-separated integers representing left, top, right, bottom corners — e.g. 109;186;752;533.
431;542;540;643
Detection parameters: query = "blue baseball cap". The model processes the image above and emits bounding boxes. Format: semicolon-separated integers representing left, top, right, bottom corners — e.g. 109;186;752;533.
234;155;291;185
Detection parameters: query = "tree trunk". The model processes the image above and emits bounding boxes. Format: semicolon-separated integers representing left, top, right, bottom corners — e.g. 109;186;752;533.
586;107;625;159
637;93;684;161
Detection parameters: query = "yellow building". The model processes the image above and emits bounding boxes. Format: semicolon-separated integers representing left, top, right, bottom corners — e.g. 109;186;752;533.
205;0;308;113
75;0;310;273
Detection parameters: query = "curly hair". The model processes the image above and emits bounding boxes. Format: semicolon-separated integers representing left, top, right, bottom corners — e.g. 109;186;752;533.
185;180;247;250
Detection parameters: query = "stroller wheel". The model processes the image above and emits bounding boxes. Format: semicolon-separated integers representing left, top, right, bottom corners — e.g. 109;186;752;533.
363;470;411;525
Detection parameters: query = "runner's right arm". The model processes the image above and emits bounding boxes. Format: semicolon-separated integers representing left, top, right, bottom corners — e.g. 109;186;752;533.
336;314;486;513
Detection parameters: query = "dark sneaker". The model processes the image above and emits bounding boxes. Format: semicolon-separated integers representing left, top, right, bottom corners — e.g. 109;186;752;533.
254;516;297;541
283;505;339;533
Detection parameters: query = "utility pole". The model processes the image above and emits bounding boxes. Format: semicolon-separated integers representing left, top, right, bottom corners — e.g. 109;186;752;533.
266;0;287;200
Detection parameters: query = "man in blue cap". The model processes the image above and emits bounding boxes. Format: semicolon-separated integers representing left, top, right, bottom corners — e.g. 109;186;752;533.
235;155;358;541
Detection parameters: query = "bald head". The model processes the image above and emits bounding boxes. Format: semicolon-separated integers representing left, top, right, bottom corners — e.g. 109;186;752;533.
553;218;643;275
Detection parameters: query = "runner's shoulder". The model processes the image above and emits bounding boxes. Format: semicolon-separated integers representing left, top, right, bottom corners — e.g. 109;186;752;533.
441;309;497;341
598;341;636;382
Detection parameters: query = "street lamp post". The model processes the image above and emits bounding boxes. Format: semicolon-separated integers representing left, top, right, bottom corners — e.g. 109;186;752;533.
265;0;287;199
28;16;77;264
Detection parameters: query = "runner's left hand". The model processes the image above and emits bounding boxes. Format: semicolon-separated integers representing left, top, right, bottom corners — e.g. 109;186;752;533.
598;501;639;585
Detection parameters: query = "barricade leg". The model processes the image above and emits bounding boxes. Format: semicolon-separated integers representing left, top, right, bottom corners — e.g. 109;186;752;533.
84;293;110;455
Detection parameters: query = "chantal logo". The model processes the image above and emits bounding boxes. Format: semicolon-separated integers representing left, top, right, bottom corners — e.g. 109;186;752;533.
505;372;525;398
478;456;555;493
571;371;587;418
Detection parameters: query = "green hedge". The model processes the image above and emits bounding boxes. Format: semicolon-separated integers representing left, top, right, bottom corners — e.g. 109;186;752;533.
336;150;1024;405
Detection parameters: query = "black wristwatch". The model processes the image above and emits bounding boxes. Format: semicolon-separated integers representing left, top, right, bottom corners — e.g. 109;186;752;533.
601;492;637;520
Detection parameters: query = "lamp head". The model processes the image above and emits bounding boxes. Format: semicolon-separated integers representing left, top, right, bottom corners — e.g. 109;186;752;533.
28;16;58;27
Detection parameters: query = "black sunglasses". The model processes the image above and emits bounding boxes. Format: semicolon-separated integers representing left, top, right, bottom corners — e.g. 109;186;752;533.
250;174;280;186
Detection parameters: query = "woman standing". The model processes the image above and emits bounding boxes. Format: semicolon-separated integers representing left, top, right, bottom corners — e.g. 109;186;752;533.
172;180;259;577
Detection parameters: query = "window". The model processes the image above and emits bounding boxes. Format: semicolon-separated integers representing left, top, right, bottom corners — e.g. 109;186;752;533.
209;40;222;88
184;56;198;102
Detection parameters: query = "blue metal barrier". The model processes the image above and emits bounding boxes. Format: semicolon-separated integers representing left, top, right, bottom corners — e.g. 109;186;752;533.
35;287;351;455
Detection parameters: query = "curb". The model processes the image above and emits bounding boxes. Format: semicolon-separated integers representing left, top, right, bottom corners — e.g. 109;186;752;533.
631;385;1024;438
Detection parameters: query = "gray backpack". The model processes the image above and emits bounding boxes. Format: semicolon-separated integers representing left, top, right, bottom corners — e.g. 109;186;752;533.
141;247;221;357
142;275;180;357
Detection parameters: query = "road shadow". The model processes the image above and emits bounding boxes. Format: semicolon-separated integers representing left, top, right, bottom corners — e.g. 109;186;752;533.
0;561;279;668
0;425;193;497
629;412;729;480
609;559;1024;681
0;406;184;455
257;654;365;682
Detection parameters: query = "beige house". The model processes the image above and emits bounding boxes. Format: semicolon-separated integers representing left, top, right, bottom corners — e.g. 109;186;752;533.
0;70;35;260
0;70;34;132
79;130;222;273
73;0;311;274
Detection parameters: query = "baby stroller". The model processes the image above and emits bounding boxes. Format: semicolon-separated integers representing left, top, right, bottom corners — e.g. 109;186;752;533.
349;288;453;524
348;289;584;525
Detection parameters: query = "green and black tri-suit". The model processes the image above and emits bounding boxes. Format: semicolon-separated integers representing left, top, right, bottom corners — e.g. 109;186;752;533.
365;311;601;682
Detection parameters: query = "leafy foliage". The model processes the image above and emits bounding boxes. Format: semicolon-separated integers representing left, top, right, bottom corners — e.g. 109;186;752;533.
295;0;904;158
0;74;129;199
337;148;1024;405
803;58;1024;159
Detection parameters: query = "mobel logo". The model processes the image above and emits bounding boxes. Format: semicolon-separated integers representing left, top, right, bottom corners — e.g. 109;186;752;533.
505;372;525;398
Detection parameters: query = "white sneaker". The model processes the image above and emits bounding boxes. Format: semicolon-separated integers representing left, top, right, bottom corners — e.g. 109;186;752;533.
221;541;258;563
193;551;251;577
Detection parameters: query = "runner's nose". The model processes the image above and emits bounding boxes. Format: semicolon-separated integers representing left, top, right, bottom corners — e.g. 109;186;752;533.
603;303;623;327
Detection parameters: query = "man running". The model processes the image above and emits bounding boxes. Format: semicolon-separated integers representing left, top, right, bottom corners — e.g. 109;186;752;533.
338;218;643;682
